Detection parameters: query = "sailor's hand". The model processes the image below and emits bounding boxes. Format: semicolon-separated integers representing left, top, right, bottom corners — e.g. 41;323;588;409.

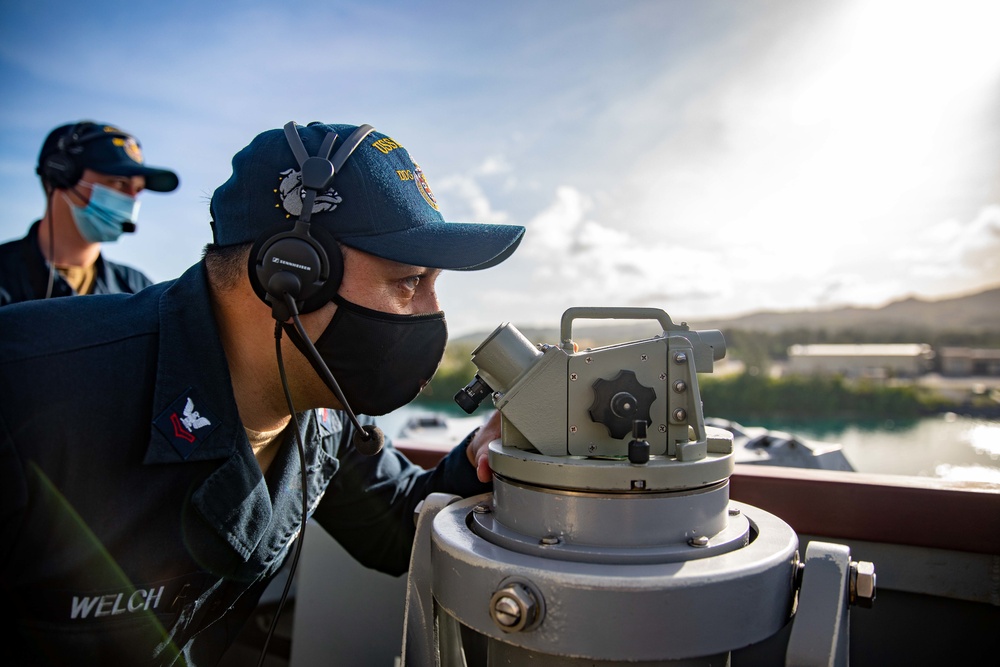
466;410;500;483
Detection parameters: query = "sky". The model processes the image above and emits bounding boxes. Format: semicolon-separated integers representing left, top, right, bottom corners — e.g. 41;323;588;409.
1;0;998;337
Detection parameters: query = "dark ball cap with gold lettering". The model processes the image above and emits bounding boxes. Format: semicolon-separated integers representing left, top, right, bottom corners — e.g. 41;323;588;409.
210;122;525;271
37;121;179;192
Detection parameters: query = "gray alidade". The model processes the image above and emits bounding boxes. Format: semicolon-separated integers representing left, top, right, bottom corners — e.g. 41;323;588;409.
402;307;874;666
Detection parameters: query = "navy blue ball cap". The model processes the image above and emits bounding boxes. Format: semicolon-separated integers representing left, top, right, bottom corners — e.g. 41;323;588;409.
38;121;179;192
210;122;525;271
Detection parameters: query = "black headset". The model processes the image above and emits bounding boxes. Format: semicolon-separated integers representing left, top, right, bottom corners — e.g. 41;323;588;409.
38;122;129;190
247;121;384;456
248;121;375;322
251;122;383;666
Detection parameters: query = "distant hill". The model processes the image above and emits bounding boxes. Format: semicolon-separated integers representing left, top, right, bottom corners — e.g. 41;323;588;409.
454;285;1000;347
692;285;1000;335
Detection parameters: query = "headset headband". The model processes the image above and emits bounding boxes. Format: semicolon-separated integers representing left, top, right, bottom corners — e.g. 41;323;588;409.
281;122;374;225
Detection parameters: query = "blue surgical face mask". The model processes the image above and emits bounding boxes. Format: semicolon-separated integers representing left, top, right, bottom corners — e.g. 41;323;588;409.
63;182;140;243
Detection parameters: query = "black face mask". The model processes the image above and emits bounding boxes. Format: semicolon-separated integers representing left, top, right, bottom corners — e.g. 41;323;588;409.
284;295;448;416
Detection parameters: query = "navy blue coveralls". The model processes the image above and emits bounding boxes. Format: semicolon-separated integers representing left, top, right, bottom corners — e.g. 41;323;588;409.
0;220;153;305
0;261;489;665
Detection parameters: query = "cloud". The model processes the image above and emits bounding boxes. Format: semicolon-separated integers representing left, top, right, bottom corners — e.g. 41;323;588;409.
897;205;1000;283
516;185;736;317
522;186;595;259
793;205;1000;311
4;0;1000;328
433;173;511;225
475;156;512;177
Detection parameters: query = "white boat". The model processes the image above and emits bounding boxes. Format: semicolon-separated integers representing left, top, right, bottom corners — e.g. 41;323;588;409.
706;417;856;471
395;412;487;449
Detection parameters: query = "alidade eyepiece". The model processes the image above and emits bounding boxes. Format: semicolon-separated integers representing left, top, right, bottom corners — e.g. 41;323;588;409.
455;375;494;414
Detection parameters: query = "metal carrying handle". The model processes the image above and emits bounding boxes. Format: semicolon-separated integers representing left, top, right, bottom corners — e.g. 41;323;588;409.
559;307;681;347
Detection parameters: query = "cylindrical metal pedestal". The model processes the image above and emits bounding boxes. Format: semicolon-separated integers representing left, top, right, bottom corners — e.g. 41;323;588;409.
431;493;798;664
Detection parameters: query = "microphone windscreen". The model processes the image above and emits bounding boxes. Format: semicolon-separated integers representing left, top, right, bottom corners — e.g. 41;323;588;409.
353;424;385;456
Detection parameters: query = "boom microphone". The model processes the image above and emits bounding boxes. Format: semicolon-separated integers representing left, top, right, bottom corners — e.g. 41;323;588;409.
353;424;385;456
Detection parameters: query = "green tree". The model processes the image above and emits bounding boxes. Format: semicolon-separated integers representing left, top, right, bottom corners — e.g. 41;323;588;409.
418;342;479;405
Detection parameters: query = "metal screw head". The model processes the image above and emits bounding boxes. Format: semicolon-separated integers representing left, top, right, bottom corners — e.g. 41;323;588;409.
585;356;593;364
850;561;877;608
492;595;520;627
728;507;741;516
489;583;540;633
539;535;561;546
688;536;709;547
658;424;667;433
673;351;688;364
588;444;596;453
673;380;687;393
640;354;648;361
570;425;578;433
473;504;492;514
672;408;687;422
570;373;578;381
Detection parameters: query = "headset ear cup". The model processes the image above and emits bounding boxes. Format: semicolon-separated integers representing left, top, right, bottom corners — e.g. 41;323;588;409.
298;223;342;313
248;231;277;306
247;222;343;315
42;152;82;190
40;122;135;192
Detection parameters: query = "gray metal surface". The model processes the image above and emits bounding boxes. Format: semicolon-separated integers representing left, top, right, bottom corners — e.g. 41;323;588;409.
469;476;748;564
487;434;734;492
401;492;462;667
430;496;798;662
473;313;726;460
494;348;570;454
785;542;852;667
798;535;998;605
556;308;726;373
566;337;671;456
468;321;542;391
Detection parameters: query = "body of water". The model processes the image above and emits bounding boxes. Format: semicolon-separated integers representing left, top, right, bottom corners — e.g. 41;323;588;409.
379;404;1000;484
753;413;1000;483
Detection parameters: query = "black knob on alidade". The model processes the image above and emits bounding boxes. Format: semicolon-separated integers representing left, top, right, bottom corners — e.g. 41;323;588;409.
588;370;657;439
628;420;651;465
611;391;638;420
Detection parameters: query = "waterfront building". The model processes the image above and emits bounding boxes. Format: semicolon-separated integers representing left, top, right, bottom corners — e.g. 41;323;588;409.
786;343;934;378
